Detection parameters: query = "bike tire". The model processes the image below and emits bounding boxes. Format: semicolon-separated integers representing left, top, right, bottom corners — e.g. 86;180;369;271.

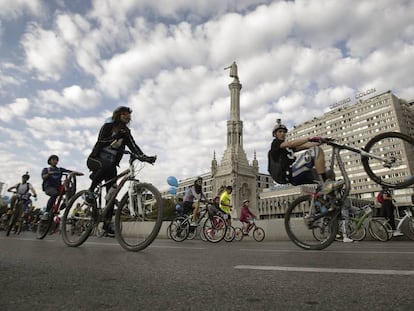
61;190;95;247
368;219;390;242
284;195;338;250
169;217;189;242
6;205;20;236
36;206;54;240
224;226;235;242
253;227;265;242
187;226;198;240
203;215;226;243
234;227;244;241
348;220;366;241
362;132;414;189
114;182;164;251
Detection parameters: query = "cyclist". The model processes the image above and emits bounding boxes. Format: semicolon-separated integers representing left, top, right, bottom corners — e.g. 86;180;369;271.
380;186;402;237
268;120;344;196
7;172;37;216
219;185;233;226
183;177;206;226
41;155;83;219
239;199;256;235
86;106;156;236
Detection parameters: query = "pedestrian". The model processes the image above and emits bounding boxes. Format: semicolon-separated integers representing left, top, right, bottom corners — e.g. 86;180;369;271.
380;186;402;237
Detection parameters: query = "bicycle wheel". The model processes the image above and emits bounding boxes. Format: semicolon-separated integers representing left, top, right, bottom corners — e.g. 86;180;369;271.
187;226;198;240
362;132;414;189
61;190;95;247
114;182;164;251
348;220;366;241
203;215;226;243
368;219;390;241
6;205;20;236
224;226;235;242
36;207;54;239
169;217;189;242
253;227;265;242
234;227;244;241
284;195;338;250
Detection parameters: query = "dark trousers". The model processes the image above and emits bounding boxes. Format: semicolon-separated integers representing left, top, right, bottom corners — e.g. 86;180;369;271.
45;187;58;213
381;201;396;230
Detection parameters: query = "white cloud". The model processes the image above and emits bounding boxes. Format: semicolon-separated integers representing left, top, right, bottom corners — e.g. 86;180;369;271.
22;23;68;81
0;98;30;122
0;0;43;20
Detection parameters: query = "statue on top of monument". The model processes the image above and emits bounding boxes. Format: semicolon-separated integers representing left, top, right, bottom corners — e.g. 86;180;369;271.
224;61;239;81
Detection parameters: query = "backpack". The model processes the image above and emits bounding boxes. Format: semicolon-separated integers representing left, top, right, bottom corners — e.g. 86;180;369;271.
376;191;384;203
268;150;288;184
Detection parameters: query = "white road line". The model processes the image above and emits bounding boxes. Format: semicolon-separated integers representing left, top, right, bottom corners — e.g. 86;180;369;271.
234;265;414;275
239;248;414;255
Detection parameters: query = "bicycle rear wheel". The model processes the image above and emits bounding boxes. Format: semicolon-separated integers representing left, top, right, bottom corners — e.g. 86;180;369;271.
114;182;163;252
368;219;390;241
61;190;95;247
362;132;414;189
234;227;244;241
253;227;265;242
284;195;338;250
203;215;226;243
36;207;54;239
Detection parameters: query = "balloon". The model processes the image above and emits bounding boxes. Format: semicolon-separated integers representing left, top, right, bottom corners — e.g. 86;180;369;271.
2;195;10;203
167;176;178;187
168;187;177;195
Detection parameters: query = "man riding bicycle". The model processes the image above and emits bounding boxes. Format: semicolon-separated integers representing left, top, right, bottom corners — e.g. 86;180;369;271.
7;172;37;213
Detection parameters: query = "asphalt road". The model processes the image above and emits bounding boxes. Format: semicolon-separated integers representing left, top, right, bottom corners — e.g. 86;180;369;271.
1;232;414;311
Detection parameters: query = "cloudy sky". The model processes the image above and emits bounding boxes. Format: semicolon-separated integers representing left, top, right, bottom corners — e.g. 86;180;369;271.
1;0;414;207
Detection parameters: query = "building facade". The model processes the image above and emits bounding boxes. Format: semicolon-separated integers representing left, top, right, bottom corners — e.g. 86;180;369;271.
258;90;414;218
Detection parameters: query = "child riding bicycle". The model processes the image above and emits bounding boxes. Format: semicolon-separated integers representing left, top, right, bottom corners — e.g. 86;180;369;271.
239;200;256;235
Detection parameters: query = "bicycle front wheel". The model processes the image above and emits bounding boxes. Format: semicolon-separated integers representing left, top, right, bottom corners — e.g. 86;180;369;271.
253;227;265;242
114;182;163;252
284;195;338;250
61;190;95;247
348;220;366;241
6;205;20;236
362;132;414;189
224;226;235;242
368;219;390;242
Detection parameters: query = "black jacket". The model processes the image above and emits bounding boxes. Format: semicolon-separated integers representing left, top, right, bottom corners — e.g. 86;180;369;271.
89;122;144;166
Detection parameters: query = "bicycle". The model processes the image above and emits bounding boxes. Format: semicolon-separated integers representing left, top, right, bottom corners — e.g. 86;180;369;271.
5;191;32;236
234;218;265;242
332;202;389;242
169;200;227;243
37;172;80;239
61;151;164;252
284;131;414;250
381;205;414;240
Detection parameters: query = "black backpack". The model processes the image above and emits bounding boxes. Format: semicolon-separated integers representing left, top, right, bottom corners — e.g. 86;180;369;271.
268;150;289;184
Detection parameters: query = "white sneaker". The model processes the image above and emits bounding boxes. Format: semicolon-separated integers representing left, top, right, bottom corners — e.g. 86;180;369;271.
343;237;353;243
392;230;403;237
322;179;345;194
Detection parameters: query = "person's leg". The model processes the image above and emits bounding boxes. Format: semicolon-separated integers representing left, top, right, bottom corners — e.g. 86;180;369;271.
192;201;200;222
45;187;58;214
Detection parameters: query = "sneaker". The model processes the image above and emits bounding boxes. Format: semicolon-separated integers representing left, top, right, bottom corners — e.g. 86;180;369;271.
84;191;95;205
392;230;403;237
322;179;345;194
41;212;49;221
190;222;198;227
104;223;115;237
343;237;353;243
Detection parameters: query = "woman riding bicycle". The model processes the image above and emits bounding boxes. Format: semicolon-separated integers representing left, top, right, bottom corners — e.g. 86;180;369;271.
85;106;156;236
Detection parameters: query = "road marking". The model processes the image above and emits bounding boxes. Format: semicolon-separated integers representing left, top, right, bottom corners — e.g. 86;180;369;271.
234;265;414;275
239;248;414;255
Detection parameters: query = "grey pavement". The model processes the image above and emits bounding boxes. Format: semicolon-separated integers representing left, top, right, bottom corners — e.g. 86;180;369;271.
1;232;414;310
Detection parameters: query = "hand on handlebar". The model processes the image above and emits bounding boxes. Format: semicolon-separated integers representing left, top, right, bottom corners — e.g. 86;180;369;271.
308;136;323;143
137;154;157;164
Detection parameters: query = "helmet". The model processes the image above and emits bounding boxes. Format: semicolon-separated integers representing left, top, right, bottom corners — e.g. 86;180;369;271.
113;106;132;114
47;154;59;164
22;172;30;180
272;123;288;135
